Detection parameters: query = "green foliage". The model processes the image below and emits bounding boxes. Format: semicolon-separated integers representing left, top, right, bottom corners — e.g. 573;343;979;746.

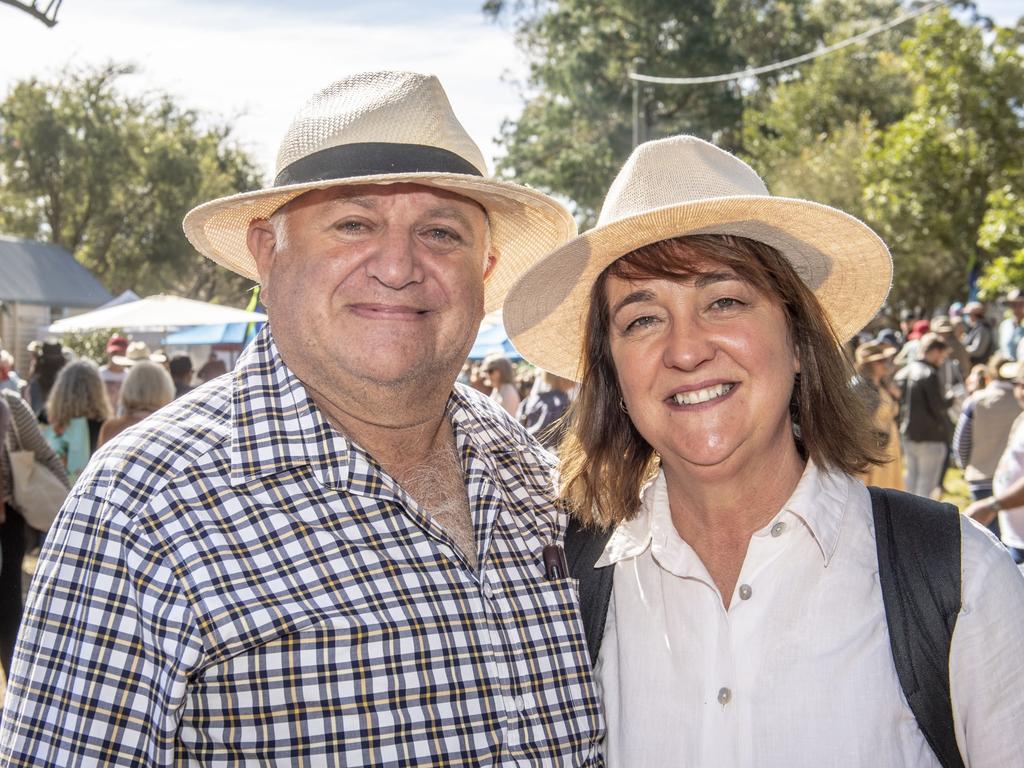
490;0;871;223
976;169;1024;297
58;328;122;365
0;63;265;302
744;6;1023;312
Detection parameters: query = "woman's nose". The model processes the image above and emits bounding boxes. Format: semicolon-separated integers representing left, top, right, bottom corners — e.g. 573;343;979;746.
662;317;716;371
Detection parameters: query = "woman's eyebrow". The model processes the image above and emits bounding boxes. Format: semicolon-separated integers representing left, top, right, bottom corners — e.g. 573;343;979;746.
693;271;737;288
611;289;656;316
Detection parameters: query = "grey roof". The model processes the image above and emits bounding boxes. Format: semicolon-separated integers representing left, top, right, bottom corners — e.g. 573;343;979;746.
0;235;112;307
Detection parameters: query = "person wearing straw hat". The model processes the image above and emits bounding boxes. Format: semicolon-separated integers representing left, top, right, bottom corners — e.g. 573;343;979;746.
0;72;602;766
853;340;904;491
503;135;1024;766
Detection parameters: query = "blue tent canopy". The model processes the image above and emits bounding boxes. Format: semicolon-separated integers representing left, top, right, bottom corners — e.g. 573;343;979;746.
470;323;521;360
164;322;263;345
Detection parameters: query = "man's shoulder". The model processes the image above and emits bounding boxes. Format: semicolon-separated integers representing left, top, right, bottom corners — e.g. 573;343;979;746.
452;383;556;467
82;376;236;501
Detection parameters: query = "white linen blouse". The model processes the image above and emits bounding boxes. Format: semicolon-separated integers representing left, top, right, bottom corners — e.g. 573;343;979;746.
595;461;1024;767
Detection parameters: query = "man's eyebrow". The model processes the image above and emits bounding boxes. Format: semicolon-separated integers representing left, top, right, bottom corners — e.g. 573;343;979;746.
422;206;476;230
327;194;377;210
611;289;655;317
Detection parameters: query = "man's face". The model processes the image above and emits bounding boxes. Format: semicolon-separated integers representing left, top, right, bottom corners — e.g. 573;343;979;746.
248;183;492;398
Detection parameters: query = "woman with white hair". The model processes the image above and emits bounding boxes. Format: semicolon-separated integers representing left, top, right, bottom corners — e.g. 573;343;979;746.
98;361;175;447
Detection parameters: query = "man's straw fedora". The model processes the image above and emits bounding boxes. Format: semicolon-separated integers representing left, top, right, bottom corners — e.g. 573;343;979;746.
503;135;892;380
183;71;576;313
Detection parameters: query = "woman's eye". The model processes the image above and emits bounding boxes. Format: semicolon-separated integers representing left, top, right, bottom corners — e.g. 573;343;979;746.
625;315;658;332
710;297;744;311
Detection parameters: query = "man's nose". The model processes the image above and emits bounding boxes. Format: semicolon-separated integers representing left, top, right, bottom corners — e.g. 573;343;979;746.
365;230;425;289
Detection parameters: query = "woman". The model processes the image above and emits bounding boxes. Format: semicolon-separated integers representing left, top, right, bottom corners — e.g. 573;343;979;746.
854;340;904;490
21;341;67;420
503;135;1024;765
481;353;520;416
45;360;112;484
98;361;175;447
0;388;69;678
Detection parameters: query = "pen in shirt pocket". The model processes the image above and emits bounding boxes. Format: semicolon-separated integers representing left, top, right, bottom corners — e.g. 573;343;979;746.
542;543;568;581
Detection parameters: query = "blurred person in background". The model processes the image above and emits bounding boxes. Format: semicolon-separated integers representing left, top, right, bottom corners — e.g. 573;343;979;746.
893;318;930;368
854;341;904;491
965;360;1024;564
98;334;130;410
97;361;174;447
0;387;68;679
481;353;520;416
195;350;228;383
516;370;575;449
21;341;67;421
898;333;954;498
955;354;1021;537
0;350;23;394
169;354;196;398
965;363;990;395
998;288;1024;361
44;360;112;485
963;301;995;368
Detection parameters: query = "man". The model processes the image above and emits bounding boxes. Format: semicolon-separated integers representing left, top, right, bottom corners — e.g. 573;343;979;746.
0;350;22;393
98;333;130;408
963;301;995;367
168;354;195;398
0;72;602;765
998;287;1024;360
897;333;954;498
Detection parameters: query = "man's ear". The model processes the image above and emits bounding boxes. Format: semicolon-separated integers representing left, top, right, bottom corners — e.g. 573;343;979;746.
483;249;498;280
247;219;277;283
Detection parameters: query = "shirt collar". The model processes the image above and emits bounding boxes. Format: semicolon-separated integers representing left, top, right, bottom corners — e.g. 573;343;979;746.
595;459;851;569
228;325;544;488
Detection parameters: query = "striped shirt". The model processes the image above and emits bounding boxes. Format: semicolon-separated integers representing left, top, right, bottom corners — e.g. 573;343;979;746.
0;327;603;766
0;388;69;507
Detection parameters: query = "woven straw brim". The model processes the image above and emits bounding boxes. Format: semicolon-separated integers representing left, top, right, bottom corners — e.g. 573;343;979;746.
183;173;577;313
503;196;892;380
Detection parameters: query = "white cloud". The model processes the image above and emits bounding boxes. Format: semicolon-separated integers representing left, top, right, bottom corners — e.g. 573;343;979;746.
0;0;529;178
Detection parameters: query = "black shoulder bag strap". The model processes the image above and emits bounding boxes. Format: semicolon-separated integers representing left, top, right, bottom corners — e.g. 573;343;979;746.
869;486;965;768
564;516;615;664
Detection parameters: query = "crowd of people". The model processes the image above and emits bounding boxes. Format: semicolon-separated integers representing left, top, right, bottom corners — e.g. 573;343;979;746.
0;70;1019;766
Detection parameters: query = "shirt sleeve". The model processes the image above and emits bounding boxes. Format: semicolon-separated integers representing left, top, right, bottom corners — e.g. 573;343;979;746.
0;490;206;766
952;401;975;469
949;517;1024;766
4;391;69;490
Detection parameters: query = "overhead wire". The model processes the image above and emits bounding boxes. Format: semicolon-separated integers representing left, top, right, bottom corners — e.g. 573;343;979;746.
629;1;945;86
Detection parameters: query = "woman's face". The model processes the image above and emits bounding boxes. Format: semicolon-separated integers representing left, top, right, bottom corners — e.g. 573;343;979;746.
606;262;799;479
484;364;501;387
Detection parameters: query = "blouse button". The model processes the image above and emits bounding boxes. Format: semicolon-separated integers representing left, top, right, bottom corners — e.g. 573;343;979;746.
770;521;787;537
717;687;732;706
738;584;753;601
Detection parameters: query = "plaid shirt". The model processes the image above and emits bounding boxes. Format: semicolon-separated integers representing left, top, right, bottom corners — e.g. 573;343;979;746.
0;328;603;767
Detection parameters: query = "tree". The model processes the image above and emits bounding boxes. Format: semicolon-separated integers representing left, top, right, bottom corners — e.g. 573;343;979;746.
742;6;1023;312
488;0;903;223
0;63;265;302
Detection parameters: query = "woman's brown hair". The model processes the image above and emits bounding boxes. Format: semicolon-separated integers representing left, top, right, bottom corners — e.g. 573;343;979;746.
558;234;886;529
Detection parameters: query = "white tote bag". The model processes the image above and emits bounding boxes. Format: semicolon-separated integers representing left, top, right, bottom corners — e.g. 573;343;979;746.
9;450;68;531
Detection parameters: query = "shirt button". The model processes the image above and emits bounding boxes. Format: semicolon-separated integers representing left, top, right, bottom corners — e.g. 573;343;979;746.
717;687;732;706
504;695;518;712
770;521;787;537
738;584;752;600
482;583;494;599
515;695;525;711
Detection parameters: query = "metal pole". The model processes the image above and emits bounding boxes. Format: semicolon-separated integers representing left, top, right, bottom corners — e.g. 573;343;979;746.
631;57;644;148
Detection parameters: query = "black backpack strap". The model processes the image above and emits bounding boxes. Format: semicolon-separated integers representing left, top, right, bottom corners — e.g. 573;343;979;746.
564;516;615;664
869;486;965;768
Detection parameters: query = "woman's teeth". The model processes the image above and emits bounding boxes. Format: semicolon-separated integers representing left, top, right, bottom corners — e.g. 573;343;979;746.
672;383;734;406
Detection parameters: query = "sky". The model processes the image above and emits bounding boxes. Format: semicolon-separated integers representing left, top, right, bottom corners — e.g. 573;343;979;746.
0;0;1020;180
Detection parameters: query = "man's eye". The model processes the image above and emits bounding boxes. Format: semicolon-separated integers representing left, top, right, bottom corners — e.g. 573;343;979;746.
425;227;461;243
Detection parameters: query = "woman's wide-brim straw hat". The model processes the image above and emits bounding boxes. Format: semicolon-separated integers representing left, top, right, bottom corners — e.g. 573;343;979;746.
183;71;576;313
503;135;893;380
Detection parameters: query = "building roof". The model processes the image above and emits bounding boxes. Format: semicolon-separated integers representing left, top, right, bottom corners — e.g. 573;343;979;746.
0;235;112;307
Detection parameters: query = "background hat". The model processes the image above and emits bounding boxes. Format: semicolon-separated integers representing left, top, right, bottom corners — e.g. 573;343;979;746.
1005;288;1024;304
1000;360;1024;381
105;334;129;355
503;135;893;379
855;340;897;366
183;71;576;313
111;341;167;367
907;319;931;340
930;316;954;334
